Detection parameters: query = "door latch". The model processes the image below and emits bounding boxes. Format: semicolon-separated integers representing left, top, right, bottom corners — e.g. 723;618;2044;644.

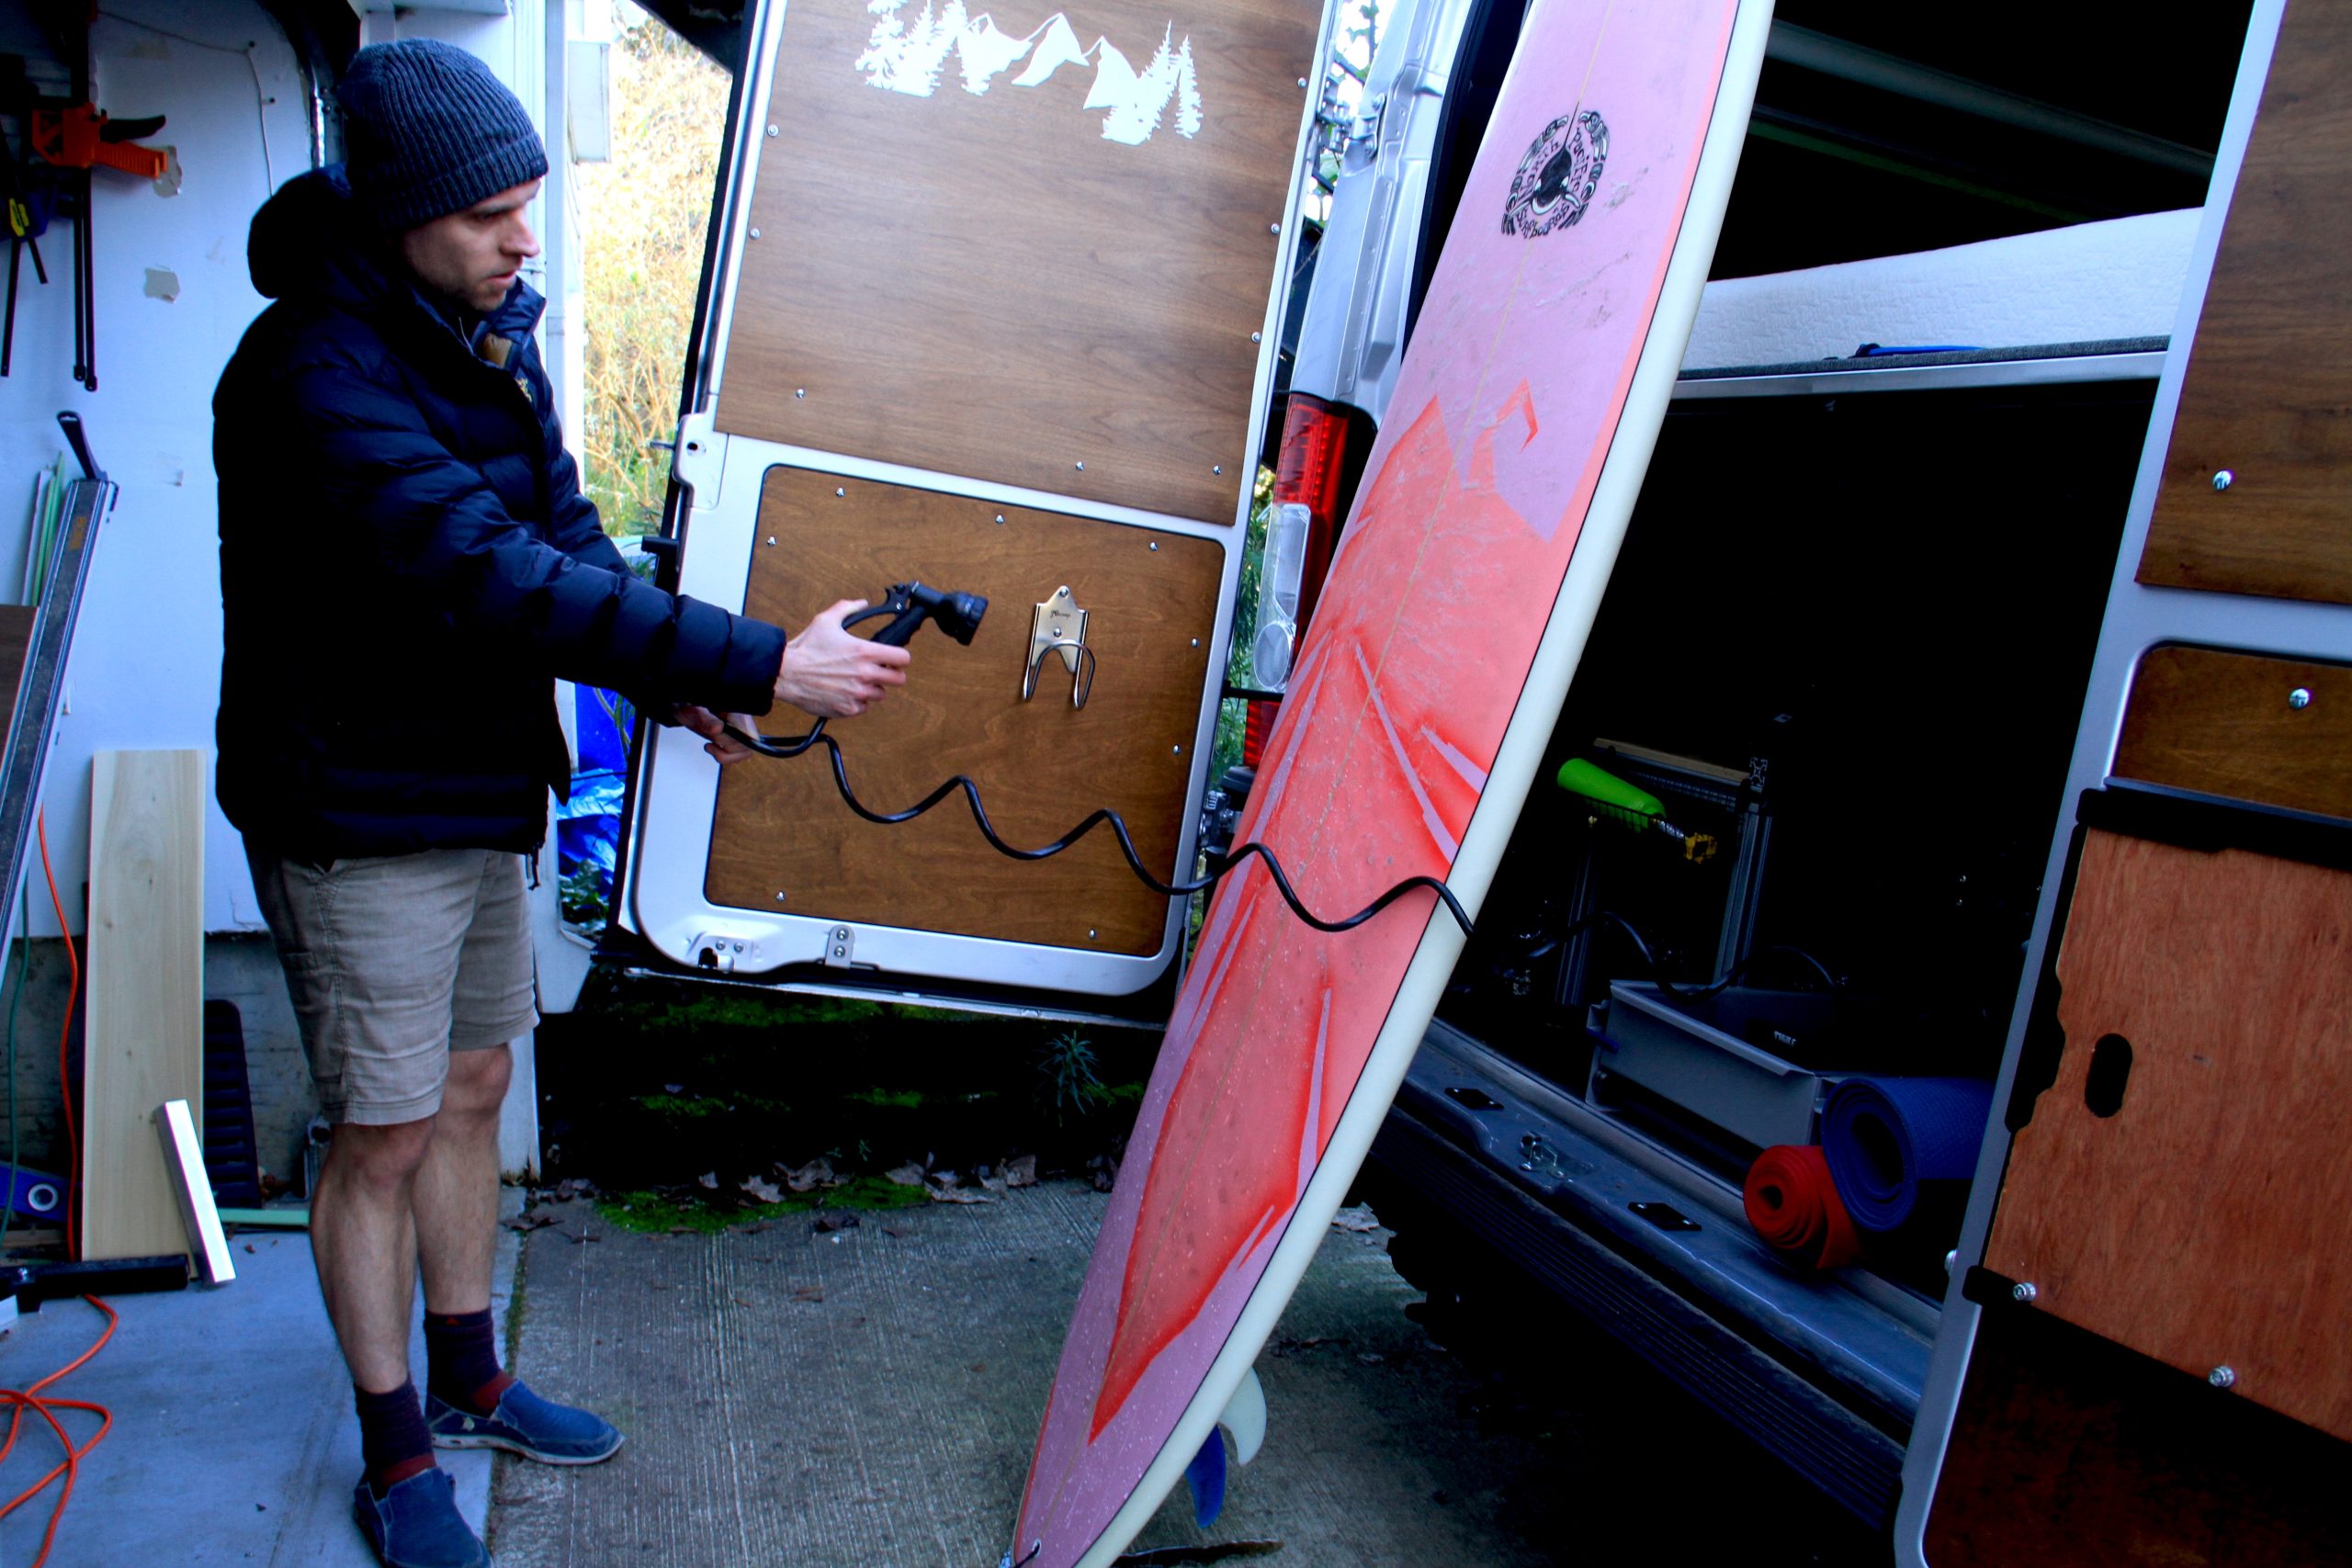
1023;584;1095;708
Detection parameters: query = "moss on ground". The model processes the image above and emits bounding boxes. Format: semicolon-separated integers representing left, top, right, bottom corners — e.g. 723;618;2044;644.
594;1174;933;1234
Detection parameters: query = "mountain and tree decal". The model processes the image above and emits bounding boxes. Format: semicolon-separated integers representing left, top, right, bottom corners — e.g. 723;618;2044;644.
857;1;1205;145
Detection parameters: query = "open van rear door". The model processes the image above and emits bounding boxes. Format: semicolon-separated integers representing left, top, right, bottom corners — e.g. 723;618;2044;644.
620;0;1332;1007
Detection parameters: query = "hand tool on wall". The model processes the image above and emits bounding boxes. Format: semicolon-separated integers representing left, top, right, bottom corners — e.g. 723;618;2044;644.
0;154;53;378
28;103;168;182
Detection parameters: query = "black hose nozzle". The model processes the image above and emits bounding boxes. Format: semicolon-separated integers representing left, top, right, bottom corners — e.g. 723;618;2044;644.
854;581;989;647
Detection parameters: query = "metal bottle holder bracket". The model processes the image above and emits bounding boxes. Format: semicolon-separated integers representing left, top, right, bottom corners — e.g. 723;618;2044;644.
1023;584;1095;708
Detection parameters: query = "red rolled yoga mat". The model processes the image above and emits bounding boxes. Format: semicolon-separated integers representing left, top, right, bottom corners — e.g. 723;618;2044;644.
1743;1145;1863;1270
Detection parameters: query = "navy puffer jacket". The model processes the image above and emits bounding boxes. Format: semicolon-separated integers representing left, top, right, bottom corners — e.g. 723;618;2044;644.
215;167;783;859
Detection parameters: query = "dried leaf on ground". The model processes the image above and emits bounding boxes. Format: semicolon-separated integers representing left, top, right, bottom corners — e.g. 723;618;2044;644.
740;1176;786;1204
1001;1154;1038;1189
926;1185;991;1204
1329;1206;1381;1233
695;1171;718;1190
884;1162;927;1188
1086;1153;1120;1192
781;1157;836;1192
503;1211;561;1233
810;1210;861;1233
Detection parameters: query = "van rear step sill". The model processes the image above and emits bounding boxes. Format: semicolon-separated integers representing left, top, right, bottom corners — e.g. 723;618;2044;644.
1408;1020;1938;1415
1372;1103;1906;1529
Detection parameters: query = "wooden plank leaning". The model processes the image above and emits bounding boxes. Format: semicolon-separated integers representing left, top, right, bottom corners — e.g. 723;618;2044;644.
81;749;205;1265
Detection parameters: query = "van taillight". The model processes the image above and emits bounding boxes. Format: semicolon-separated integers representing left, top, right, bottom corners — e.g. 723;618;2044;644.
1273;394;1349;631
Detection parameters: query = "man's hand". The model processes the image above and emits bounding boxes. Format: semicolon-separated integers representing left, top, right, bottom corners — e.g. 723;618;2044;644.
775;599;912;719
673;705;766;765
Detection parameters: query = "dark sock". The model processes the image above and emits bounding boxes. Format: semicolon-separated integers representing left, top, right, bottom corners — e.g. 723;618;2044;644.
356;1381;435;1495
424;1306;515;1416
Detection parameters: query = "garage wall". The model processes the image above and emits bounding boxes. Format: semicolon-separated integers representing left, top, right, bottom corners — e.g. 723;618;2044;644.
0;0;561;1182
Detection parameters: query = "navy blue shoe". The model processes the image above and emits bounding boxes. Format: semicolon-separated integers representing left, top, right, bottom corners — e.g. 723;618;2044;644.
351;1468;492;1568
425;1380;624;1465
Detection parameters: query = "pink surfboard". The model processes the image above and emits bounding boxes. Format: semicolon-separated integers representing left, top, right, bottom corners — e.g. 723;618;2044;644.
1012;3;1776;1562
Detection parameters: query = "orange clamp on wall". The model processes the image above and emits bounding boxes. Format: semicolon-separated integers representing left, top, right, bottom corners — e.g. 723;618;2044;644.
30;106;167;182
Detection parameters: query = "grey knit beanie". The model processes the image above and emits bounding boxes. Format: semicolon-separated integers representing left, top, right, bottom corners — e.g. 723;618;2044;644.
336;39;548;231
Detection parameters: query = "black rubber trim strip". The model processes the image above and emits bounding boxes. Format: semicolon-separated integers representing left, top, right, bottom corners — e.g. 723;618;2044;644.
2080;781;2352;874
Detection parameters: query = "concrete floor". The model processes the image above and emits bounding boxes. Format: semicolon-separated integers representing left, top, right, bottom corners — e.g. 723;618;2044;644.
0;1214;514;1568
492;1181;1884;1568
0;1181;1886;1567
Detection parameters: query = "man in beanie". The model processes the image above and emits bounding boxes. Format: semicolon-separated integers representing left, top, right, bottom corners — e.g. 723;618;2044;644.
213;39;909;1568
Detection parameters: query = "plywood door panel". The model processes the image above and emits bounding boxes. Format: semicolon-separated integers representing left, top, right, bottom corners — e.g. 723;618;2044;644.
2138;0;2352;604
706;468;1222;953
718;0;1323;523
2112;645;2352;820
1981;828;2352;1441
1926;1303;2352;1567
83;750;206;1263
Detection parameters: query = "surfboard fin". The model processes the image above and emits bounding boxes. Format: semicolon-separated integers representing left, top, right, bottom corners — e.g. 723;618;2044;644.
1218;1366;1268;1467
1183;1427;1227;1528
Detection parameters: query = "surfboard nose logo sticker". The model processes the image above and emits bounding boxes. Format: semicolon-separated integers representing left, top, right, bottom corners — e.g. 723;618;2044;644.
1502;108;1609;237
857;3;1204;147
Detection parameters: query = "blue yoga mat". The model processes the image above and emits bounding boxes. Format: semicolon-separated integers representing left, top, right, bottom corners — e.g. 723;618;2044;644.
1820;1077;1994;1234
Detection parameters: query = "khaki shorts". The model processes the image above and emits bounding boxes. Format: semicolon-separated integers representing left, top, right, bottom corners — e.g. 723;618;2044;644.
245;844;538;1125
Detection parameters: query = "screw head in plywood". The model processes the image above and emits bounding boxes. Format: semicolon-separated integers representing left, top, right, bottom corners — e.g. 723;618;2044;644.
750;228;762;239
2289;687;2312;710
2211;469;2233;491
767;124;780;137
2210;1365;2237;1389
2012;1281;2038;1303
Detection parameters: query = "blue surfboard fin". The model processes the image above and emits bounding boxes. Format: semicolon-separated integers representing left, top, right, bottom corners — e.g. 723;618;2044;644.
1183;1427;1227;1529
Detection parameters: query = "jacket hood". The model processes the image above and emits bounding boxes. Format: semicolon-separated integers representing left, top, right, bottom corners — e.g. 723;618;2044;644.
247;164;545;339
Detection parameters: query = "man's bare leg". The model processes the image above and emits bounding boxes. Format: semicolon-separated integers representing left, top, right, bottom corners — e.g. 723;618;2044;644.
311;1118;435;1393
413;1045;512;1314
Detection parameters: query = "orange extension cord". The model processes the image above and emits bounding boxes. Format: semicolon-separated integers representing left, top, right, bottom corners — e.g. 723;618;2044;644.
0;810;116;1565
0;1296;117;1567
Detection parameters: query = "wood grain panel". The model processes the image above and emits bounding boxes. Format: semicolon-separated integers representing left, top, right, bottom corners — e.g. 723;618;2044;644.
1926;1303;2352;1566
2139;0;2352;604
2113;646;2352;819
83;750;205;1264
0;605;33;742
706;468;1223;953
1982;828;2352;1440
718;0;1322;523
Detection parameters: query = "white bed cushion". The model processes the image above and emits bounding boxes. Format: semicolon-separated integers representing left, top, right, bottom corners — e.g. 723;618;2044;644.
1684;209;2201;370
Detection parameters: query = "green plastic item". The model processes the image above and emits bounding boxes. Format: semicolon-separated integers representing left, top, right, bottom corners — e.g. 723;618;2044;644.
1555;758;1663;828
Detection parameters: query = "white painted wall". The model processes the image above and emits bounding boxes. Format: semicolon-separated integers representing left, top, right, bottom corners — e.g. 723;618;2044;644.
0;0;563;941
